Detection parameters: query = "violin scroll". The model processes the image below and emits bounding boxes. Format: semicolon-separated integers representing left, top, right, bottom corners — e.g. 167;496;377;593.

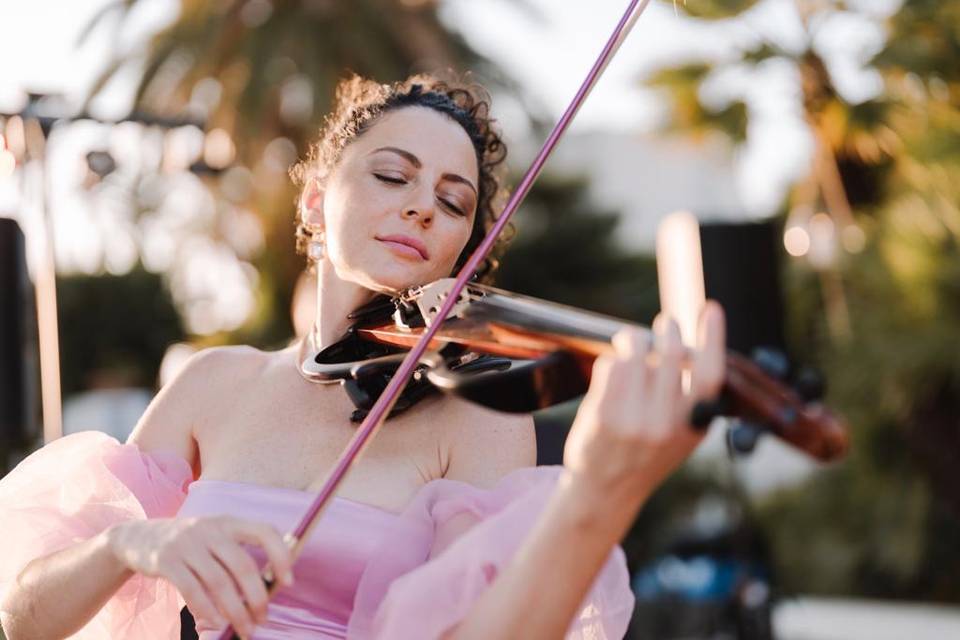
687;347;847;461
713;350;848;461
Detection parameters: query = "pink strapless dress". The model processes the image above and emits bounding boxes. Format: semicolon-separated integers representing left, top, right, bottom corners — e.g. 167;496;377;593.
177;479;401;639
0;431;634;639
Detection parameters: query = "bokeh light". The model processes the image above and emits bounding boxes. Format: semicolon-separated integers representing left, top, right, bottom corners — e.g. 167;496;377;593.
784;225;811;257
842;223;867;253
807;212;837;269
203;128;235;170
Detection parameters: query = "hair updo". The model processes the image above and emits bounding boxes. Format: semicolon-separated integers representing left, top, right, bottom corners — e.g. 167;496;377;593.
290;73;511;283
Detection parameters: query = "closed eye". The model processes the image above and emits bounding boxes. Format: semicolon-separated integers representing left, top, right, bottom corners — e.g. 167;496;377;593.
373;173;407;185
438;197;466;217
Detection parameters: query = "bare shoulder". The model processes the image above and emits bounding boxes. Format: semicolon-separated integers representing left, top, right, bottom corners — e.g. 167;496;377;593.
188;343;266;370
128;345;266;468
439;397;537;489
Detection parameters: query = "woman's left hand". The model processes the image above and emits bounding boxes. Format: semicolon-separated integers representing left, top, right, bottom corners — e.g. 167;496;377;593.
563;301;726;504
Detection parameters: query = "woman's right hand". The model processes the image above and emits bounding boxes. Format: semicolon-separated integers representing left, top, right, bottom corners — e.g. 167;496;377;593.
106;516;294;638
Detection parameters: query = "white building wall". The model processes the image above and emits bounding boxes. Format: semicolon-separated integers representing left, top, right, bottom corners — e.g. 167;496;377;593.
533;131;750;250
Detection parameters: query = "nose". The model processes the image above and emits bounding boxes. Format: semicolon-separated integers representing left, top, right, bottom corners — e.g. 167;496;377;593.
402;190;434;227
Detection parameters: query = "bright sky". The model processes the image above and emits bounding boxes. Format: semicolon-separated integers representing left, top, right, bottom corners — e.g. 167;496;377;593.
0;0;895;333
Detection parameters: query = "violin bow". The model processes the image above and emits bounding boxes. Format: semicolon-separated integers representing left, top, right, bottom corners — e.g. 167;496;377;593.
218;2;652;636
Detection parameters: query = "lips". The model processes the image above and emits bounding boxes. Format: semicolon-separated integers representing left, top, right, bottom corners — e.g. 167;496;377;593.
376;234;429;260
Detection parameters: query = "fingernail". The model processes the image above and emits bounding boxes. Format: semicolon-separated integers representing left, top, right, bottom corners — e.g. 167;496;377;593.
283;570;294;586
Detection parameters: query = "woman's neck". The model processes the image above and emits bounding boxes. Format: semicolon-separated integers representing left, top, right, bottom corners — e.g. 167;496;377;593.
310;260;378;350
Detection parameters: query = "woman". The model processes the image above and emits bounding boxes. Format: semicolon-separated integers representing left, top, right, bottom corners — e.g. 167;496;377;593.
0;74;725;640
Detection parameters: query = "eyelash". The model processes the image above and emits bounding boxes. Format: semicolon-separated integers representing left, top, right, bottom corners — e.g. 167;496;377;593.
373;173;406;185
372;173;467;217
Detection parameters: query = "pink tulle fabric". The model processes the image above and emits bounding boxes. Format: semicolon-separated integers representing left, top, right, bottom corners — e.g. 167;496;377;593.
0;433;634;639
0;431;192;639
347;467;634;639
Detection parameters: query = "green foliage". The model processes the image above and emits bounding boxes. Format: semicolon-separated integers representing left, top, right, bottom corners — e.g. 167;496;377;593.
657;0;764;20
647;63;749;143
56;265;185;395
872;0;960;85
773;2;960;602
742;42;783;65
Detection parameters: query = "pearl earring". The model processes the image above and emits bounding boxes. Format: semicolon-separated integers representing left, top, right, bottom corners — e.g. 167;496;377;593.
306;224;325;261
308;235;325;261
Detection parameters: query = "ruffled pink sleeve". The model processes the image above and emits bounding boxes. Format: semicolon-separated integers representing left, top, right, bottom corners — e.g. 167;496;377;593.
0;431;193;639
348;466;634;639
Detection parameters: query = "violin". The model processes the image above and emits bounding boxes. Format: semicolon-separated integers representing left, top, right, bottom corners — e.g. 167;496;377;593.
301;278;849;462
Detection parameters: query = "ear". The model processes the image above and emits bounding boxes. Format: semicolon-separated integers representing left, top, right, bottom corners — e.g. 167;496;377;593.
299;176;325;230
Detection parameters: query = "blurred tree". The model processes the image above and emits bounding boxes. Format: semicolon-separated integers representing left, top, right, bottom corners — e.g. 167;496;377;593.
57;265;184;396
646;0;960;602
498;176;660;323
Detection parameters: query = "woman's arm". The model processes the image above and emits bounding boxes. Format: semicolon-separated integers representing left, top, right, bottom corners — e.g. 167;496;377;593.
448;306;726;639
1;348;291;640
1;532;134;640
0;347;208;639
2;515;293;640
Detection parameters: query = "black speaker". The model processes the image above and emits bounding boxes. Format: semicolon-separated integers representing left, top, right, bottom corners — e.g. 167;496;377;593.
0;217;38;452
698;220;786;356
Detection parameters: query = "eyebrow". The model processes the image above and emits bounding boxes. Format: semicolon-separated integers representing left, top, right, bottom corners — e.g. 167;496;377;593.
370;146;478;196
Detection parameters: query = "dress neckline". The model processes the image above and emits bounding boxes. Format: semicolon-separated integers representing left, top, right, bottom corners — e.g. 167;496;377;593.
189;477;402;518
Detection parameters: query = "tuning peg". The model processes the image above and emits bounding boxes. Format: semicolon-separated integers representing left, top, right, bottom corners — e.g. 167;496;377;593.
726;421;763;457
690;395;729;430
794;366;826;402
751;347;790;381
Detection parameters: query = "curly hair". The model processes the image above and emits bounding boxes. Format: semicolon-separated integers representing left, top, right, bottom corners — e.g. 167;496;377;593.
290;72;512;283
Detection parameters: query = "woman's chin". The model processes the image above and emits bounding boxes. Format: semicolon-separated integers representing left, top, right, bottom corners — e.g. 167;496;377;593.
333;254;450;296
354;268;436;295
